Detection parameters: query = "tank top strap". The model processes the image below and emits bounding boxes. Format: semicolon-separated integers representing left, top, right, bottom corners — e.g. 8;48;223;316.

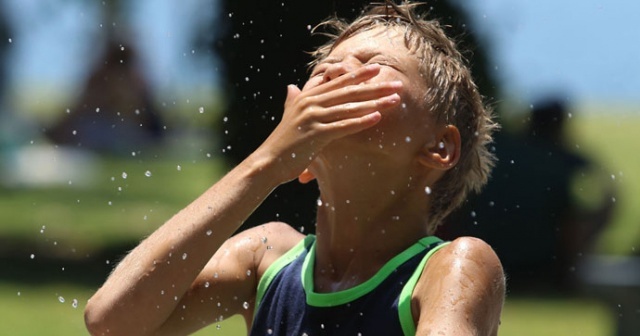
397;239;450;336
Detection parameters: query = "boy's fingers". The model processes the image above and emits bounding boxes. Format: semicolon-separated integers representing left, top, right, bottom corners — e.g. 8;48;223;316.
325;111;383;138
306;63;382;96
320;93;401;122
318;80;403;108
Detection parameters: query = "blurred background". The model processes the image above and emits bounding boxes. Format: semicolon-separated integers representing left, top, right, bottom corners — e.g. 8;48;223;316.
0;0;638;335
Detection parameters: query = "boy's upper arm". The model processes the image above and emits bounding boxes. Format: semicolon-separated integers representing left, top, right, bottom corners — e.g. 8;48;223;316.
414;237;505;336
156;222;304;335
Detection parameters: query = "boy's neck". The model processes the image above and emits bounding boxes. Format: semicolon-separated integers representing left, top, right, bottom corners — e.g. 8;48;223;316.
310;152;432;292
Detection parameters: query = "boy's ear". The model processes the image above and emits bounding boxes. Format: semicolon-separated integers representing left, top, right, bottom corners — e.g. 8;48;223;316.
418;125;461;170
298;168;316;184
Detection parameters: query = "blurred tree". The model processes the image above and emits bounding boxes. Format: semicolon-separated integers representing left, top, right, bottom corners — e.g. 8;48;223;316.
44;0;164;155
213;0;499;233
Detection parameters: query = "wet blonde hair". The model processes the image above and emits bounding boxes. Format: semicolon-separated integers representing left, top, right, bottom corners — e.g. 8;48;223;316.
310;1;498;232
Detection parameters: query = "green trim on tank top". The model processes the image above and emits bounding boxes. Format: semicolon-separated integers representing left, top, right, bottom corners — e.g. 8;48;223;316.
301;236;443;307
397;240;450;336
253;235;315;318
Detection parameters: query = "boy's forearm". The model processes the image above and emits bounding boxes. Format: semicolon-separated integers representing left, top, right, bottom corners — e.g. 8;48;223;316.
84;151;283;335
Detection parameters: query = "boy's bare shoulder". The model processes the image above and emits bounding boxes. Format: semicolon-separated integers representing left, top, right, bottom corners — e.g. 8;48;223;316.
436;236;503;275
414;236;505;335
227;221;305;276
419;236;504;296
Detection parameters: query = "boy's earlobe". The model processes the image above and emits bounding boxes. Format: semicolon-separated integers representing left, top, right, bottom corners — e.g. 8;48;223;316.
418;125;461;170
298;168;316;184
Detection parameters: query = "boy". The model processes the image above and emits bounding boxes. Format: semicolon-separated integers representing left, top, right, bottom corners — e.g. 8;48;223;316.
85;2;505;335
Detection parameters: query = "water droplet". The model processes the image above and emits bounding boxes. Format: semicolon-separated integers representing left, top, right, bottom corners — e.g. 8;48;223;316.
177;165;182;171
438;142;445;149
198;106;205;114
40;226;46;234
306;24;312;30
611;174;616;180
122;172;128;179
204;282;210;288
268;329;273;334
470;211;477;218
144;170;152;177
242;301;250;309
246;270;252;276
261;237;268;244
425;186;432;195
245;77;250;82
291;152;296;158
30;254;35;259
206;229;213;236
8;38;12;43
405;136;411;143
317;199;323;206
182;253;188;260
72;299;78;308
58;296;65;303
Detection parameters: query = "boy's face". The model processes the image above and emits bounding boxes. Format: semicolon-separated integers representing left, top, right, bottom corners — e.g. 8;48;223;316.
304;26;436;158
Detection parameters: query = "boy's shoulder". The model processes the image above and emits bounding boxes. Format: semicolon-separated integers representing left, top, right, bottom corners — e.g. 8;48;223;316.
413;236;505;334
231;221;305;277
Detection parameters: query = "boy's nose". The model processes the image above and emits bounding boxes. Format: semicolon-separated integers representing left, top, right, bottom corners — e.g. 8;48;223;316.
323;63;349;82
323;57;361;82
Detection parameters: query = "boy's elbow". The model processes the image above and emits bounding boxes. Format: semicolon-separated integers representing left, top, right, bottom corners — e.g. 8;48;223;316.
84;295;160;336
84;297;115;336
84;296;130;336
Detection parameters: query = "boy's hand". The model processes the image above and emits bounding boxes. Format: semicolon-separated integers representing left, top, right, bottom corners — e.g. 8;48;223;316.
255;63;403;183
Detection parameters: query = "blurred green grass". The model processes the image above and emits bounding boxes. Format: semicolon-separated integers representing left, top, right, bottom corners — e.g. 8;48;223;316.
1;112;637;335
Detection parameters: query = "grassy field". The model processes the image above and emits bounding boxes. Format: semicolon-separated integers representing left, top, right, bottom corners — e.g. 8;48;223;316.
1;112;637;335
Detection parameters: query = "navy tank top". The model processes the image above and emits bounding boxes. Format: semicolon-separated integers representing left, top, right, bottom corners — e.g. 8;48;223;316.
250;235;448;336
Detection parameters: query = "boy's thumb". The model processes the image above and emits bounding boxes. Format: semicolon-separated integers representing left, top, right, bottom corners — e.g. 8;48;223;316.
284;84;301;107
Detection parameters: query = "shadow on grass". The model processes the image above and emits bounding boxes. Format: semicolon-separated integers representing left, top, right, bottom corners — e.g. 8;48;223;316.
1;239;139;288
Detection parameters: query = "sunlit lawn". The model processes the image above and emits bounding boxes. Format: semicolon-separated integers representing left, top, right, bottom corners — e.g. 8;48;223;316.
1;112;637;335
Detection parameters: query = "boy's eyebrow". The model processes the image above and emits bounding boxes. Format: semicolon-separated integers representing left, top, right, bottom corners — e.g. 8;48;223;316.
318;56;342;65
